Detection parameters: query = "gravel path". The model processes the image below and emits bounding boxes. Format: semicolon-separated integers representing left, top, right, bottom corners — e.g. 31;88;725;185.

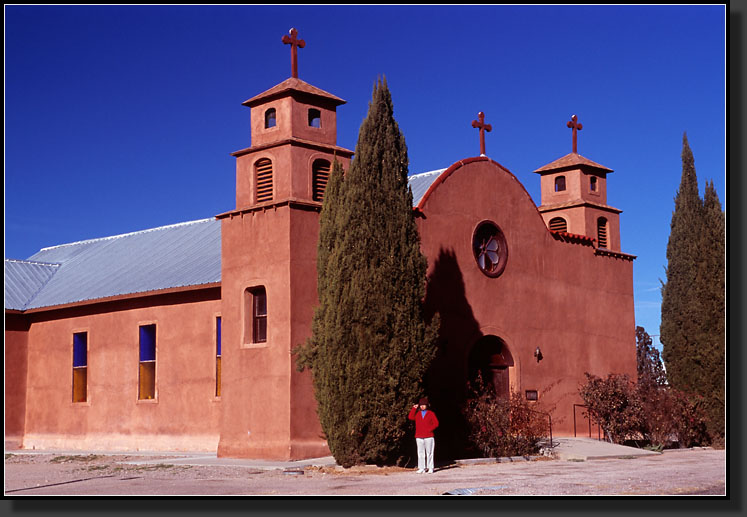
4;448;726;496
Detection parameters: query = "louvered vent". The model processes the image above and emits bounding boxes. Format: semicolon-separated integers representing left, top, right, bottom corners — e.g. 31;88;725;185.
255;159;273;203
312;160;331;202
549;217;567;232
597;218;608;248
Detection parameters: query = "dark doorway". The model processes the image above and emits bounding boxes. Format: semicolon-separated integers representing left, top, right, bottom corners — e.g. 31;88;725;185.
468;335;513;399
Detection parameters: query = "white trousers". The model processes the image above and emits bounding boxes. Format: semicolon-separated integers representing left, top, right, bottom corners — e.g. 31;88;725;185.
416;437;435;471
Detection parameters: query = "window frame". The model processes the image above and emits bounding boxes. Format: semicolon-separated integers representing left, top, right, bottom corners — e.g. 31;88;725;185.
264;108;277;129
72;331;88;404
215;315;222;398
308;108;321;128
554;175;566;192
243;287;268;347
138;323;157;401
472;220;509;278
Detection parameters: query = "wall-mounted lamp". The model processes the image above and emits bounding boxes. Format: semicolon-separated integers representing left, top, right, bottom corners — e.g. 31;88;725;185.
534;347;543;362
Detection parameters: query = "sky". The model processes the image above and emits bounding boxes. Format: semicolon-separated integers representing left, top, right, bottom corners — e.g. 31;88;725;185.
5;4;727;352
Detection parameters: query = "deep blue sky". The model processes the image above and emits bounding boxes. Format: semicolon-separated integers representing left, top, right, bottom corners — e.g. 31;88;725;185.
5;5;726;351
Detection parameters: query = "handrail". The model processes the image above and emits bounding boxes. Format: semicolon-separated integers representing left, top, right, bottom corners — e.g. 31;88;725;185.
573;404;603;440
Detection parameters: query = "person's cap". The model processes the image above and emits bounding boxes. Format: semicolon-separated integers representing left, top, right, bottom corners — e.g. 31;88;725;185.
419;397;429;406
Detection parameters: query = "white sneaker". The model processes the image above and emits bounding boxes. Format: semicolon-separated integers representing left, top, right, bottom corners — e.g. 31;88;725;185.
427;469;434;474
416;469;425;474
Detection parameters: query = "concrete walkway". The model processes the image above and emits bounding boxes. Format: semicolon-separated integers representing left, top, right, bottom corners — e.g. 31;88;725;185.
546;437;661;461
5;437;665;470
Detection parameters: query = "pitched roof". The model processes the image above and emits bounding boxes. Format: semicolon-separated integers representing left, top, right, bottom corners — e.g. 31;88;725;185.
243;77;346;107
5;218;221;311
533;152;613;174
408;168;447;207
4;259;60;311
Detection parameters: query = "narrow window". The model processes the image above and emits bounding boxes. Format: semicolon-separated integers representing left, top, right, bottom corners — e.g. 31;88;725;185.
255;158;273;203
139;324;156;400
597;217;609;248
72;332;88;403
590;176;598;192
308;108;321;128
215;316;222;397
312;159;331;202
548;217;567;232
554;176;566;192
244;287;268;344
264;108;276;128
253;288;267;343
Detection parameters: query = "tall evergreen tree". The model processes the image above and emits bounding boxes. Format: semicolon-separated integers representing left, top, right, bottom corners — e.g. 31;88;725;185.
696;180;726;441
297;78;439;467
661;133;704;394
660;133;725;443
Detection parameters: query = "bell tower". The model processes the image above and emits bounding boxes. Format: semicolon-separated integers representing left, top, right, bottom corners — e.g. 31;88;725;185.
534;115;622;252
217;29;353;460
233;29;353;209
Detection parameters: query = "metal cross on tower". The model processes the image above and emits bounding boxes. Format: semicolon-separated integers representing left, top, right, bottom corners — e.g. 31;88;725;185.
471;112;492;156
282;28;306;79
567;114;583;154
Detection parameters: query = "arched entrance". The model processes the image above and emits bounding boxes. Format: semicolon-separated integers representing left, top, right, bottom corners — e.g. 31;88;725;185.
467;335;514;399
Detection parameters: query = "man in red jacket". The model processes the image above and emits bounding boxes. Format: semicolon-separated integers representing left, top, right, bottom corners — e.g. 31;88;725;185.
408;397;439;473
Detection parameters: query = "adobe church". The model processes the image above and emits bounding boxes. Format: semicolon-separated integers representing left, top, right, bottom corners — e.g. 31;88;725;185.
5;30;636;459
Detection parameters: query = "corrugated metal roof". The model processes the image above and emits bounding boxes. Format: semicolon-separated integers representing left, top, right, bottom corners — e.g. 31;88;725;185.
8;218;221;310
409;168;446;207
4;259;61;311
5;169;451;312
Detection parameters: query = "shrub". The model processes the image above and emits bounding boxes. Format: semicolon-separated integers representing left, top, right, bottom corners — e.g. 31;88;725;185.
579;372;710;448
462;376;550;458
667;390;709;448
578;373;642;445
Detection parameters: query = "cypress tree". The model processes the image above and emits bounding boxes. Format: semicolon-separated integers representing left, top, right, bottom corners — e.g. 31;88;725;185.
661;133;704;394
696;180;725;441
297;78;439;467
660;134;725;444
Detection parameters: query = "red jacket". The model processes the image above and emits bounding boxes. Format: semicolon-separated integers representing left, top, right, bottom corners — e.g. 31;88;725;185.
408;407;439;438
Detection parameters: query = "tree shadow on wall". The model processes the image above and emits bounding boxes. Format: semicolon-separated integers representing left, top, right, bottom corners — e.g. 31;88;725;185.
422;247;484;461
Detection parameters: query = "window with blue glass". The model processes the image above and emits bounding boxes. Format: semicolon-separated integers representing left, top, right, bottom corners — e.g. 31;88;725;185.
72;332;88;403
215;316;222;397
138;324;156;400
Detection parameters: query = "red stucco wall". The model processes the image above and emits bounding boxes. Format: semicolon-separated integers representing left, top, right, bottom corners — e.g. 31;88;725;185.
417;158;636;445
18;288;222;452
5;313;30;448
217;203;331;460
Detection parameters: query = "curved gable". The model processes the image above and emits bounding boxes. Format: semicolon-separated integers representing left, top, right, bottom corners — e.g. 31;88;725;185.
412;156;548;235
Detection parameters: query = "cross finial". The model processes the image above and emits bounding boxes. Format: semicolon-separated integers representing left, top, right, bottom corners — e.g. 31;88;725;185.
567;114;583;154
471;112;492;156
282;28;305;79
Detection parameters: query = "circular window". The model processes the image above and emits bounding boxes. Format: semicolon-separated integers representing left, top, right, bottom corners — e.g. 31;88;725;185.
472;221;508;277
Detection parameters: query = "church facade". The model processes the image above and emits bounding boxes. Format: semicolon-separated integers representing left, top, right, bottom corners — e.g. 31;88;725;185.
5;31;636;459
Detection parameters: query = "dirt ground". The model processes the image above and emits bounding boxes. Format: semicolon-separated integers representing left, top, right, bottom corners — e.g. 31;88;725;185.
3;448;727;497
